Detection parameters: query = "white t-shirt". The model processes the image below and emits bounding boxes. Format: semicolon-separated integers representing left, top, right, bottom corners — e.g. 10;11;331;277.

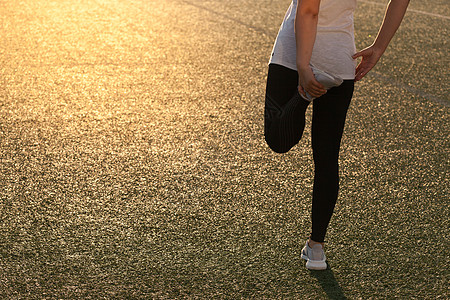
269;0;357;80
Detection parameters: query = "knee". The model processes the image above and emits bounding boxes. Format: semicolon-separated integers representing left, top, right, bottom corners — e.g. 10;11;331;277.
264;133;292;153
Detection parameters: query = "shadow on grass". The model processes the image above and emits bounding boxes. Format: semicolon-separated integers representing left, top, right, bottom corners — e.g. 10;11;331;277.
309;263;347;300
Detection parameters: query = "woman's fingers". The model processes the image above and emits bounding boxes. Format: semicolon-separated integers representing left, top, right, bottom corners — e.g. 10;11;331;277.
307;86;327;97
355;64;369;82
353;46;373;59
308;79;326;96
312;78;326;91
310;88;326;97
352;49;367;60
299;83;326;98
298;67;327;98
354;69;364;82
353;46;383;82
355;62;365;81
298;85;306;97
355;60;376;81
353;48;370;81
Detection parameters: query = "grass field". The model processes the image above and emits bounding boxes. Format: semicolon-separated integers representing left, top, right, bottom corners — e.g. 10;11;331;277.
0;0;449;298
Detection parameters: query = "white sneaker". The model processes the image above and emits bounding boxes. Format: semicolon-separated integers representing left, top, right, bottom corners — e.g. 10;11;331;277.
301;241;327;270
300;65;344;101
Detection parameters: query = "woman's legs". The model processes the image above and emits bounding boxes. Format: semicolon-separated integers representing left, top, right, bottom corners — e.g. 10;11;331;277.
265;64;354;243
310;81;354;243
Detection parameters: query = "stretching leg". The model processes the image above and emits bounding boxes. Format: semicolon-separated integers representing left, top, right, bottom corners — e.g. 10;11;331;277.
264;64;310;153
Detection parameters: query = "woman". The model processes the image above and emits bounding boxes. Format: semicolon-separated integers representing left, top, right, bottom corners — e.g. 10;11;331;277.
264;0;409;270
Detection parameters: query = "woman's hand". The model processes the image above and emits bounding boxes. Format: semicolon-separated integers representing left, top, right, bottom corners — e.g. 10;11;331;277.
353;0;410;82
298;66;327;98
352;45;383;82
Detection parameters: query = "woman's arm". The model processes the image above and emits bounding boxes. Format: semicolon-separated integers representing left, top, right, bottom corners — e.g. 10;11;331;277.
353;0;410;82
295;0;326;98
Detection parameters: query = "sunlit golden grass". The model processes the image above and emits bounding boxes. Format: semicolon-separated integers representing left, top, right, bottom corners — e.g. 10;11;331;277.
0;0;448;298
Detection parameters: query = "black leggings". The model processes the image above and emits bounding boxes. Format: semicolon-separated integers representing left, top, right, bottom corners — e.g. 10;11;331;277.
265;64;354;242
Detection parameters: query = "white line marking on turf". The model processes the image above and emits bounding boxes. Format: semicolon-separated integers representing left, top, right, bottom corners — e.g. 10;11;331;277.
181;0;449;107
358;0;450;20
181;0;270;36
369;71;450;107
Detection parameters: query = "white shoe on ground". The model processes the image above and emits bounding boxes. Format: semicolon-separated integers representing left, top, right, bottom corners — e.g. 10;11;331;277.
301;241;327;270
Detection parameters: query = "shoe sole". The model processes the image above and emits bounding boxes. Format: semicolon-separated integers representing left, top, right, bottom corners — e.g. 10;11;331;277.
301;253;327;270
312;66;344;89
300;66;344;101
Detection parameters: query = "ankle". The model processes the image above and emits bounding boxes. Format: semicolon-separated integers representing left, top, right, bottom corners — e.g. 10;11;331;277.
308;239;324;248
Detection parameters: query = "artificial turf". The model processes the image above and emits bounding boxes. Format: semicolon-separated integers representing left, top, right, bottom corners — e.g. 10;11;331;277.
0;0;448;298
